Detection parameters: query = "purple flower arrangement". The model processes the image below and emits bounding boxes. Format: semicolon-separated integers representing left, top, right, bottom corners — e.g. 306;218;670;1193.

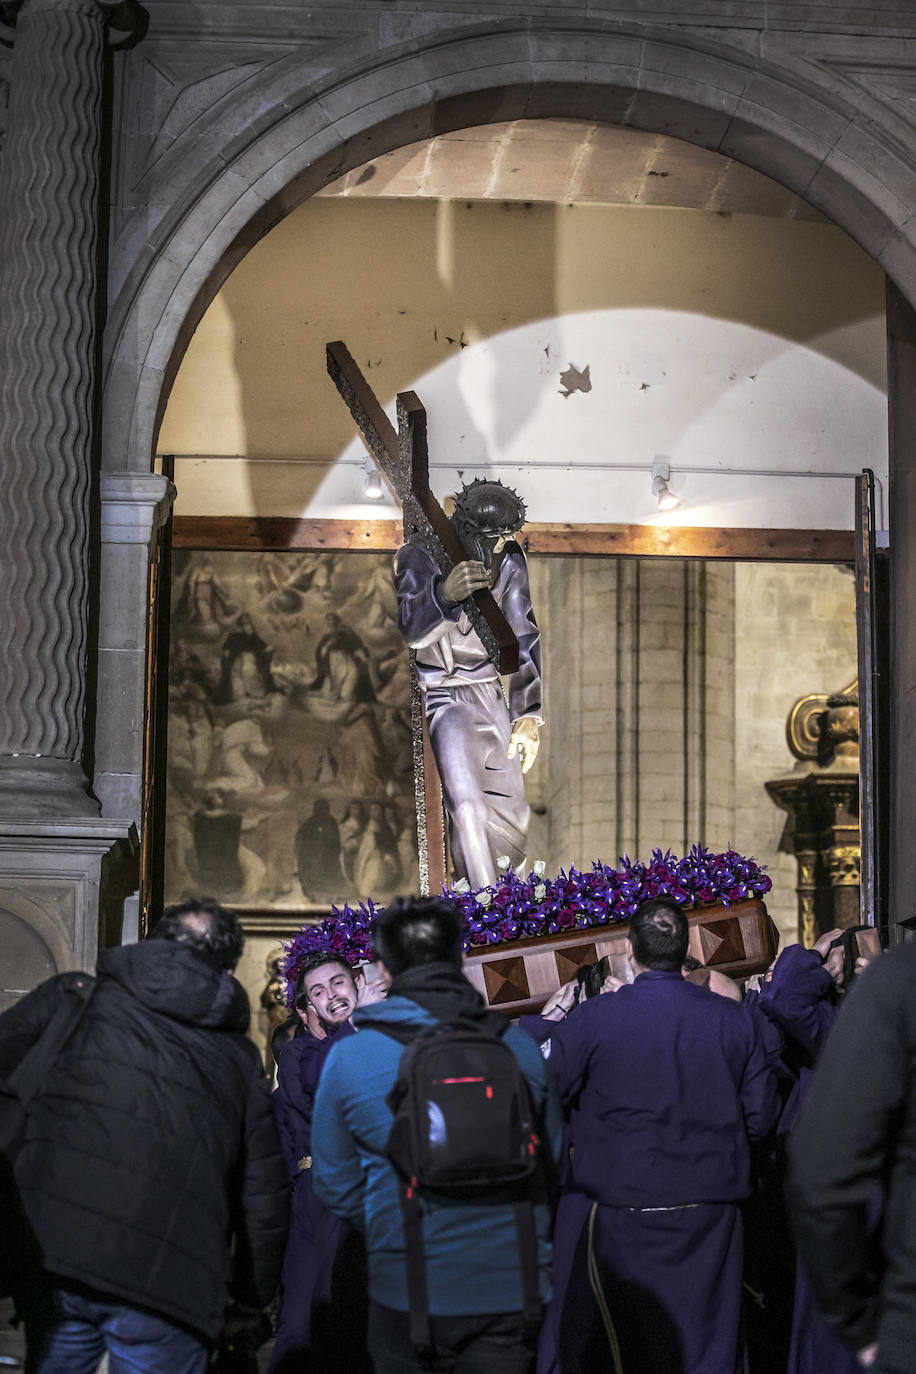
281;846;771;1001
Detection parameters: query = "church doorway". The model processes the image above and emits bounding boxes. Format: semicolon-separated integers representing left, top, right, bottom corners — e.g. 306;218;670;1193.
146;115;886;1034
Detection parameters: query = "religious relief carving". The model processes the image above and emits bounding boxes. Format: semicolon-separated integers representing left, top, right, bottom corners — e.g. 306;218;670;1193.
766;679;861;945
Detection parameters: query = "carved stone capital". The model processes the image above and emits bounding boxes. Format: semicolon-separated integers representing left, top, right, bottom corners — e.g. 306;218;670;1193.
0;0;146;49
824;843;861;888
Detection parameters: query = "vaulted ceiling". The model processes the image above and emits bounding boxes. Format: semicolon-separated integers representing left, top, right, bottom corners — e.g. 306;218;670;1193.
319;120;824;220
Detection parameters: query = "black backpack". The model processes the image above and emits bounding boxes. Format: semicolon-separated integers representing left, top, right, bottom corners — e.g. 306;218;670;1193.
383;1017;546;1355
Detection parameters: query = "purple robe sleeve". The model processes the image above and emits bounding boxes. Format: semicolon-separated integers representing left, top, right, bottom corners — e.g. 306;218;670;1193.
531;1006;593;1107
393;541;460;648
738;1015;783;1143
498;545;542;722
392;538;542;721
517;1012;557;1046
757;943;836;1058
273;1035;321;1177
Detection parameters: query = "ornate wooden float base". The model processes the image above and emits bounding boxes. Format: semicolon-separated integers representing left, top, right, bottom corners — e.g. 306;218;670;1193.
462;899;776;1017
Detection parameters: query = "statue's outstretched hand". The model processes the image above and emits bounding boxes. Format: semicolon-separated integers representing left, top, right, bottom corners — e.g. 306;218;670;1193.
441;560;491;603
508;715;540;773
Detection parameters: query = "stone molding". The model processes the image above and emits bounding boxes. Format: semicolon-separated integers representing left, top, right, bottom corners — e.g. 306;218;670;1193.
0;817;139;984
101;14;916;476
100;471;176;550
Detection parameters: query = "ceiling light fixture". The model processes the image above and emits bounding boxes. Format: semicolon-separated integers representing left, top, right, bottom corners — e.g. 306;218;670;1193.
651;459;680;512
363;455;384;501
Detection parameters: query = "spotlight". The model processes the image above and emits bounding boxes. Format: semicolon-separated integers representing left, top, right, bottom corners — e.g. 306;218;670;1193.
651;459;680;512
363;456;384;501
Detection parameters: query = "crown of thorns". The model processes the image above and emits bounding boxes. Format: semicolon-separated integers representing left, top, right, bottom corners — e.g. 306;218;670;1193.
452;478;527;532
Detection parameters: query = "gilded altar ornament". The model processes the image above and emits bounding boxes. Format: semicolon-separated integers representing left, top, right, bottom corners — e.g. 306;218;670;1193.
394;478;542;889
768;679;861;944
824;845;862;887
260;947;290;1039
786;679;858;761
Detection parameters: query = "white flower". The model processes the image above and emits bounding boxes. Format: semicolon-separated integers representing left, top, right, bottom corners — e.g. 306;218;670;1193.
477;891;492;908
452;877;471;894
534;883;547;902
533;859;547;878
496;855;512;872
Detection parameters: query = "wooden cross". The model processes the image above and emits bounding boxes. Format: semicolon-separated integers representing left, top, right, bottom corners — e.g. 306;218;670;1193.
326;341;519;676
326;342;522;894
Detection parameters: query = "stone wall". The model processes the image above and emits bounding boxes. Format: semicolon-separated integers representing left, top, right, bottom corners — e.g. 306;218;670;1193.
531;555;735;872
732;562;858;940
530;556;855;946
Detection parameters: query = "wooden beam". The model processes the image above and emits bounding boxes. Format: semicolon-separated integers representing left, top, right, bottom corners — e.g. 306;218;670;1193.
522;524;854;561
173;517;403;550
173;516;855;563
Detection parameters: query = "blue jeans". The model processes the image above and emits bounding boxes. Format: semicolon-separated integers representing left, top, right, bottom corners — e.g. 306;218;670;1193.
26;1287;209;1374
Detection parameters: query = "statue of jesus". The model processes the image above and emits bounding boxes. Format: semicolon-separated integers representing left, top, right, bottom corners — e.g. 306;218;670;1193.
393;479;542;889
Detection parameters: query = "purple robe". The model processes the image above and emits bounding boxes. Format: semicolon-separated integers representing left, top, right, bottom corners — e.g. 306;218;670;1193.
269;1024;369;1374
393;536;541;886
750;945;860;1374
532;973;780;1374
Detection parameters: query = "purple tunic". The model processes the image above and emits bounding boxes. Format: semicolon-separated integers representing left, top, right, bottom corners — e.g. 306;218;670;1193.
269;1024;368;1374
750;945;859;1374
534;973;781;1374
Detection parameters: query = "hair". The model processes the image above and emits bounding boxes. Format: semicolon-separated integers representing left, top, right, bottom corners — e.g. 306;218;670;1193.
629;897;689;971
293;951;356;1008
148;898;244;971
371;896;464;977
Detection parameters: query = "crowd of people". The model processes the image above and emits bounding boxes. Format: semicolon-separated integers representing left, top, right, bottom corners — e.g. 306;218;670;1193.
0;892;913;1374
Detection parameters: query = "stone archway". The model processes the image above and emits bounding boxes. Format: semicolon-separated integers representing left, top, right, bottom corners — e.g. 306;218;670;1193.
101;19;916;475
96;15;916;925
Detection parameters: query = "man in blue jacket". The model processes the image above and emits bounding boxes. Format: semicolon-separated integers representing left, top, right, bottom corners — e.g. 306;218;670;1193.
537;896;781;1374
312;896;562;1374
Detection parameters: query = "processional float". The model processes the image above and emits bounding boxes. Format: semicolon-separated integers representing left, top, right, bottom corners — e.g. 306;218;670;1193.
325;343;776;1014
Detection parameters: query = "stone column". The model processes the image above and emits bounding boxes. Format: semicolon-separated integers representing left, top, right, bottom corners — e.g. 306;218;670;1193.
0;0;144;817
887;281;916;938
0;0;146;1002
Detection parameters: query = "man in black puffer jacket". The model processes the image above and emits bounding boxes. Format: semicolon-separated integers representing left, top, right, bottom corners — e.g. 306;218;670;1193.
0;899;288;1374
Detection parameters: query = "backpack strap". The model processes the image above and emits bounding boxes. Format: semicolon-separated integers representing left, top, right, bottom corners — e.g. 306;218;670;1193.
396;1177;434;1358
513;1200;543;1329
